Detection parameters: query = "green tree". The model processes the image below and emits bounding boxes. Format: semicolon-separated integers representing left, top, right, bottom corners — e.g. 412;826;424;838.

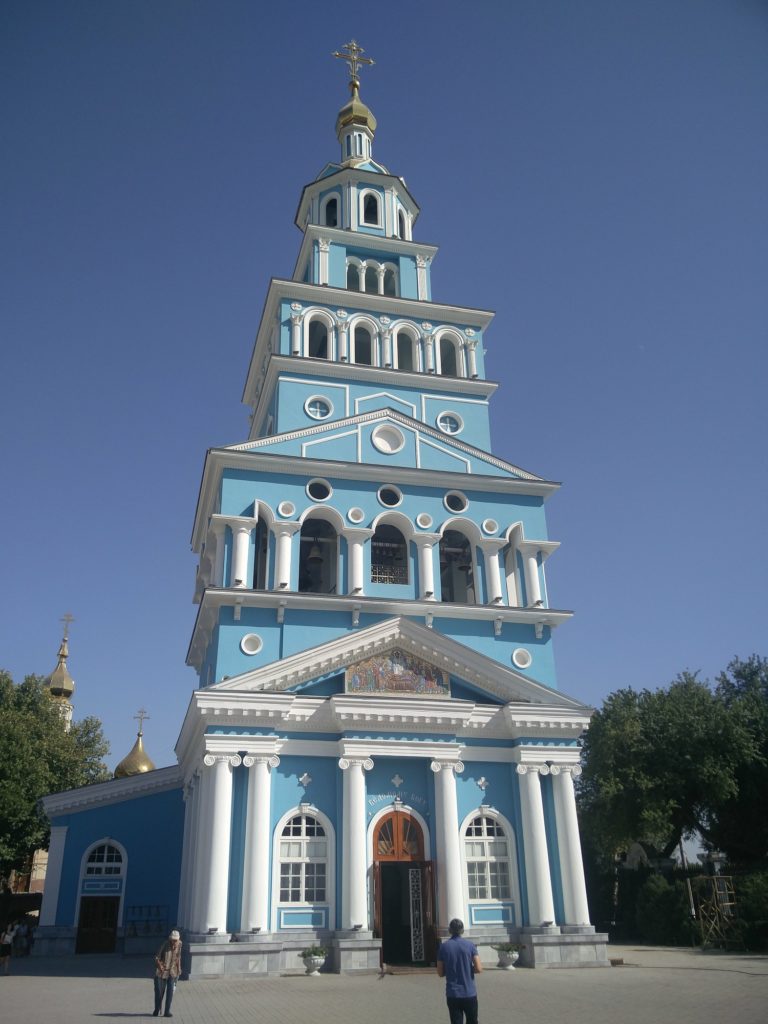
578;672;756;859
706;656;768;864
0;670;110;882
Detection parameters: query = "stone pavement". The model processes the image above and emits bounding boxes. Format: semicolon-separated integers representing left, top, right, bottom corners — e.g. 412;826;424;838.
1;945;766;1024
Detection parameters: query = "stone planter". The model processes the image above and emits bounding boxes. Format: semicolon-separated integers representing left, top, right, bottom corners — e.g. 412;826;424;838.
496;950;520;970
302;954;325;975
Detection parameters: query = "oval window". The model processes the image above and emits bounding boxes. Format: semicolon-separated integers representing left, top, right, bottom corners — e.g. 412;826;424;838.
444;491;469;513
378;486;403;508
278;501;296;518
512;648;533;670
416;512;433;529
306;479;332;502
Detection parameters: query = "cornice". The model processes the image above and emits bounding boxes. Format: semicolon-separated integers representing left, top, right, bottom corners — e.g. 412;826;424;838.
41;764;183;819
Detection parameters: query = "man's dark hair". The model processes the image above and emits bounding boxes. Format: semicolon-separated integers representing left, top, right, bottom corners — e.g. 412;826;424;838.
448;918;464;936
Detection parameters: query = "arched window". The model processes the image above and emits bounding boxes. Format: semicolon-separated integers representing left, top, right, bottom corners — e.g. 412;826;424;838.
374;811;424;861
383;267;397;297
398;209;407;240
279;813;328;903
363;192;380;225
298;519;338;594
439;335;460;377
464;815;512;900
371;524;408;584
439;529;476;604
347;263;360;290
307;319;329;359
85;843;123;876
395;331;416;372
364;265;378;294
353;325;373;366
323;196;338;228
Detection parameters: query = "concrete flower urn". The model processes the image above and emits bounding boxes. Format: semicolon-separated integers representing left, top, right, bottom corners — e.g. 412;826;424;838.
493;947;521;970
300;948;327;975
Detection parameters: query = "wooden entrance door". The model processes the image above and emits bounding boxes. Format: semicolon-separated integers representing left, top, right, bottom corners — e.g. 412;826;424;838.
75;896;119;953
373;811;435;964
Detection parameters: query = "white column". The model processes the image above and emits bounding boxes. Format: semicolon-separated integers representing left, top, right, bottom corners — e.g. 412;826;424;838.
339;757;373;929
551;766;591;925
516;764;556;926
318;239;330;285
465;339;479;378
232;522;253;588
338;323;349;362
189;765;213;932
480;540;505;604
423;333;435;373
415;534;439;600
382;330;392;367
376;266;385;295
210;518;227;587
520;545;543;607
291;313;302;355
241;755;280;933
416;255;429;300
273;523;300;590
39;825;68;927
350;183;358;230
200;753;240;933
346;529;373;595
431;759;465;927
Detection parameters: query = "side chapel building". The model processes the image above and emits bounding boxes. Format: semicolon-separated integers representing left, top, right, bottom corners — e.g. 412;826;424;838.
36;43;608;972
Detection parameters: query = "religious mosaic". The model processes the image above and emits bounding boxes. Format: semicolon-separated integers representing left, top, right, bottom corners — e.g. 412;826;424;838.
345;649;450;696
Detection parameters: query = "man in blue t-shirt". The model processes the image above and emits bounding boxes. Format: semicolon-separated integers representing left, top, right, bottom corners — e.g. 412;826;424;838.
436;918;483;1024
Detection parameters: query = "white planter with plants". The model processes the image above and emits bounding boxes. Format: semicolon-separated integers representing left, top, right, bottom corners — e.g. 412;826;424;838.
491;943;524;970
299;945;327;975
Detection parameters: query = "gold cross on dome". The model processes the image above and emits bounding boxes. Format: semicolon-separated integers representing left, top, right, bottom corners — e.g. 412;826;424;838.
60;612;75;637
332;39;375;84
134;708;150;733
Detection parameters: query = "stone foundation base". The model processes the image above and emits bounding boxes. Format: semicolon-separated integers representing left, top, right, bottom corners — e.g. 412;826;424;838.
183;929;382;977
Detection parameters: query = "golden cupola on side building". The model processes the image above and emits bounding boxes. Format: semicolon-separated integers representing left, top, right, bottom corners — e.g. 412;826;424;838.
44;615;76;729
114;709;156;778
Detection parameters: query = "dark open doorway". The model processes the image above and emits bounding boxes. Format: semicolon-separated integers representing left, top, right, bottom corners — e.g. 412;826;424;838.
75;896;119;953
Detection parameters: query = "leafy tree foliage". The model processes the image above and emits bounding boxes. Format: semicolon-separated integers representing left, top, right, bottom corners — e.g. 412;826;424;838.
578;669;760;860
0;670;110;882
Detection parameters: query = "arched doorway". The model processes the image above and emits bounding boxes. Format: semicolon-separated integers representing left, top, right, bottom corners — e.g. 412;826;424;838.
372;810;434;966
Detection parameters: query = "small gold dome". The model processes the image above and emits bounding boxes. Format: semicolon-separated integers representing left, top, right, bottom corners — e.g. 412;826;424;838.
335;80;377;137
45;637;75;700
114;726;156;779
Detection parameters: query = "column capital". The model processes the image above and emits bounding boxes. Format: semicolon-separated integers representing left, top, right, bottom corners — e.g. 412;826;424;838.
344;527;376;542
478;537;507;553
413;532;441;547
203;753;242;768
517;763;550;776
317;237;331;252
338;756;374;771
242;754;280;769
272;521;302;537
430;759;464;775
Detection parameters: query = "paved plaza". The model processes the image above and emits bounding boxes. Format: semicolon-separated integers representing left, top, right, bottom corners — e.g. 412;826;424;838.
1;945;766;1024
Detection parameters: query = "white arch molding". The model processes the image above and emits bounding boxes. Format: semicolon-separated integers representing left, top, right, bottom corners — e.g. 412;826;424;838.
75;837;128;928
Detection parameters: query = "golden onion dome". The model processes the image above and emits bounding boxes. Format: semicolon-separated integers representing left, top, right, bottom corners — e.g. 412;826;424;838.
114;723;156;779
45;636;75;700
335;79;377;137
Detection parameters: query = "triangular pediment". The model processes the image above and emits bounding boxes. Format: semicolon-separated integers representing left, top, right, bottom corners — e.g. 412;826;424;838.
226;408;541;481
208;617;588;710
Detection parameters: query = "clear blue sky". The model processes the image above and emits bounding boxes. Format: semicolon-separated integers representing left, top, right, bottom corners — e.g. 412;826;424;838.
2;1;766;772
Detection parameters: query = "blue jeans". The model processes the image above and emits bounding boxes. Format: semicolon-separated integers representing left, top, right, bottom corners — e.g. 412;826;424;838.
154;975;176;1015
447;995;479;1024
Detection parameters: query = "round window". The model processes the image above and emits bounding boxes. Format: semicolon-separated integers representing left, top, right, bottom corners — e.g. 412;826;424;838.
378;486;402;508
278;501;296;518
444;491;469;513
240;634;263;656
348;507;365;524
437;411;463;435
416;512;433;529
512;648;533;670
371;424;405;455
306;479;332;502
305;395;332;420
482;518;499;535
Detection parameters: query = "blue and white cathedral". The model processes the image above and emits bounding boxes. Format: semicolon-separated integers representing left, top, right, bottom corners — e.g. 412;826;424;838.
37;43;608;972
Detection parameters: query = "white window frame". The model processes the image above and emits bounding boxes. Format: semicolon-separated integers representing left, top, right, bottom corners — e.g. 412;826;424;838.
271;807;335;930
75;838;128;927
459;808;520;923
359;188;383;228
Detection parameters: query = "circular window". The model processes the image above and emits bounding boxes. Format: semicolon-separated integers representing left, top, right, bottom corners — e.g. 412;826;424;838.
240;634;263;656
378;486;402;508
371;424;405;455
482;518;499;535
348;507;365;524
436;411;464;435
278;501;296;518
305;395;333;420
306;478;332;502
416;512;433;529
512;648;533;670
444;491;469;514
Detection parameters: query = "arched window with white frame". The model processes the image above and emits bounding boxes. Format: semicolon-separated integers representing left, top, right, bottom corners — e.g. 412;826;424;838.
462;811;520;926
272;808;335;931
437;333;463;377
383;264;398;297
305;315;333;360
394;327;418;372
351;322;376;366
321;194;339;228
361;190;382;226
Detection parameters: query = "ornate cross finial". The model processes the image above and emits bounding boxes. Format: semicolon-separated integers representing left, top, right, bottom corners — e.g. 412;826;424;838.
60;612;75;638
134;708;149;734
332;39;375;87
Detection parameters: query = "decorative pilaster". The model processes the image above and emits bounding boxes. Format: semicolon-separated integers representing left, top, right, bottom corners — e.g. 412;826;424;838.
199;753;241;934
291;312;302;355
338;756;373;928
317;238;331;285
431;759;465;927
416;254;429;300
516;764;556;926
241;754;280;933
39;825;68;927
464;337;479;378
550;765;591;926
